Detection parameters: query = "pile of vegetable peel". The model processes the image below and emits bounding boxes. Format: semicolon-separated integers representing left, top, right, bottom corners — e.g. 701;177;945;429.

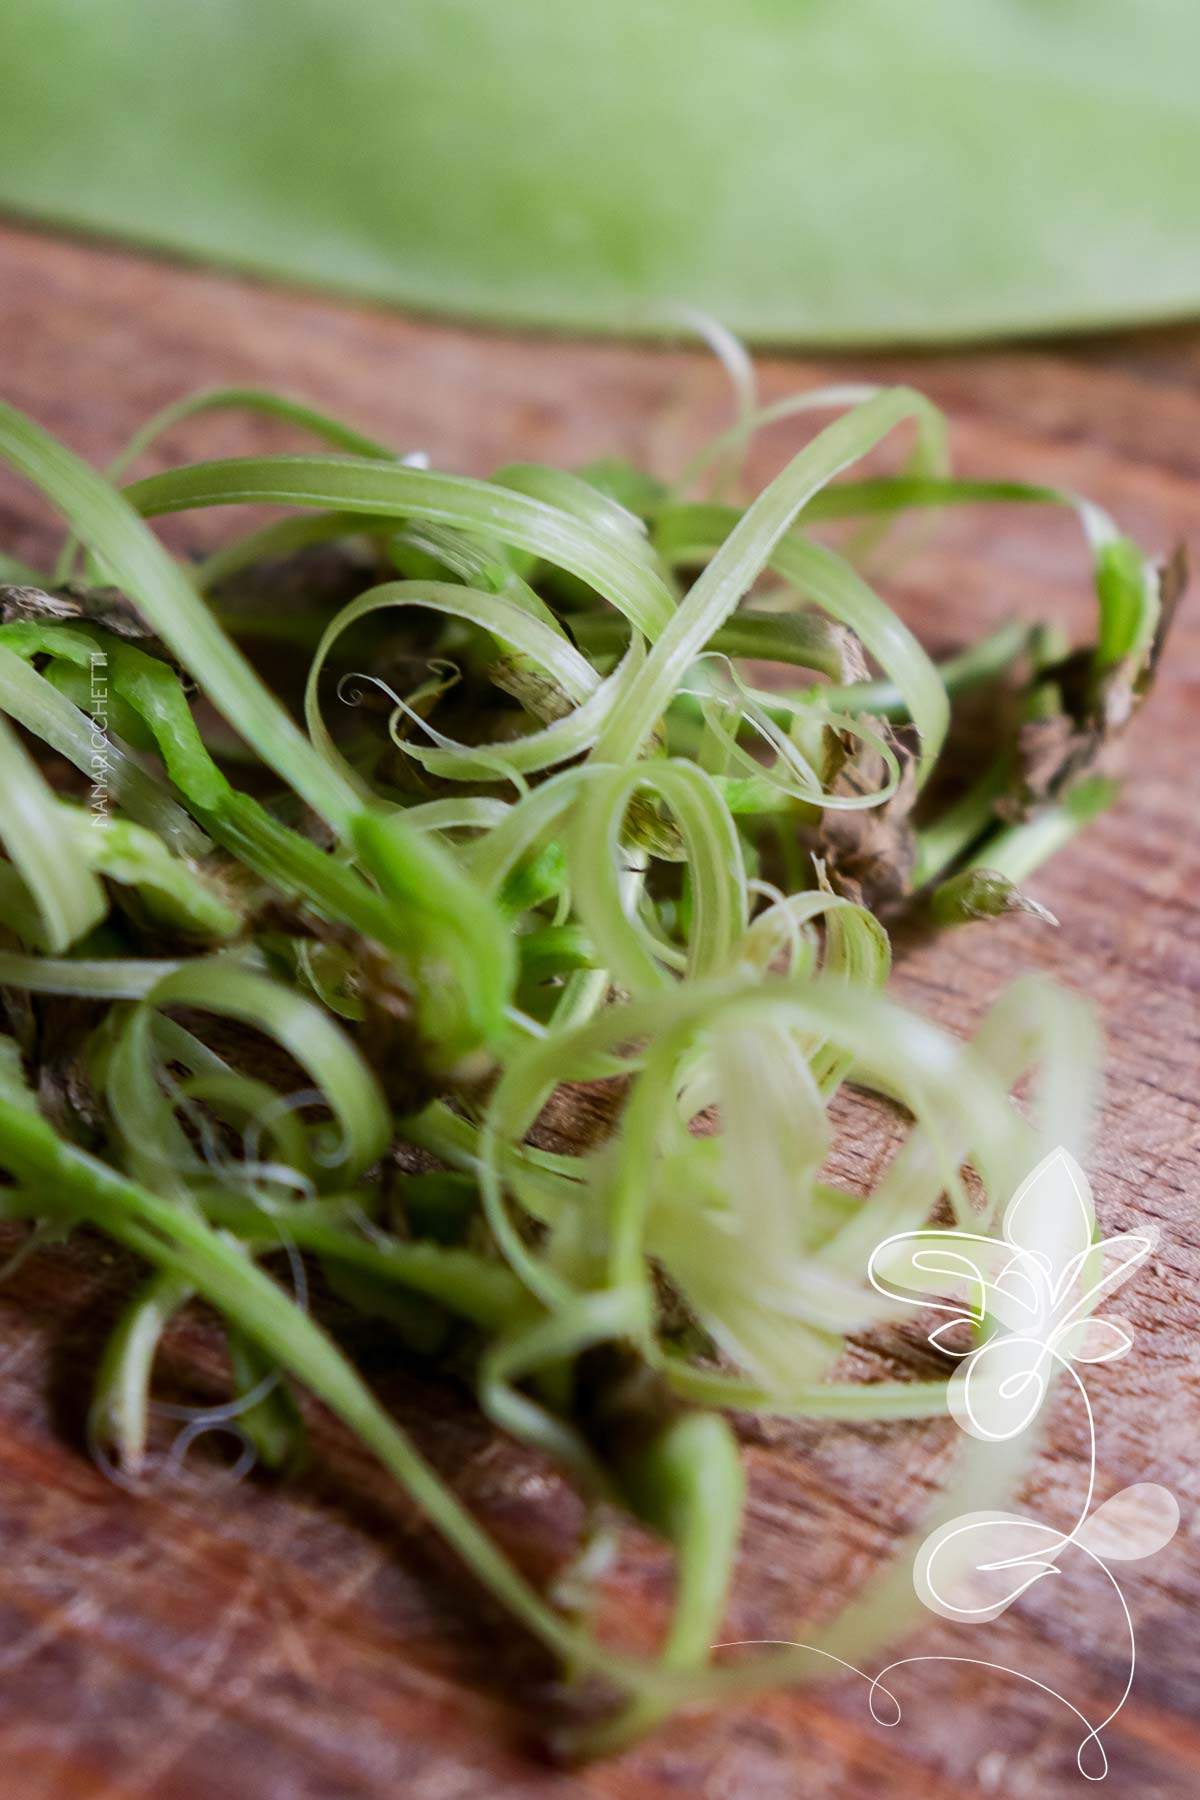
0;372;1177;1753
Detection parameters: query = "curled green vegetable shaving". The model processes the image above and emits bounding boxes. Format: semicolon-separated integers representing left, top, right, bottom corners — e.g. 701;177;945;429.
0;371;1168;1752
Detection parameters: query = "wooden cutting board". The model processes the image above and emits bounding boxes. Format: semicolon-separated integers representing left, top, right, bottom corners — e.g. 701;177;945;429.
0;222;1196;1800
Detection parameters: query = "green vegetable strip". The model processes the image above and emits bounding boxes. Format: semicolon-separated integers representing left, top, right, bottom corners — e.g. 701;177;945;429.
114;961;392;1184
0;711;105;951
782;476;1158;676
352;810;515;1063
669;382;948;504
104;387;398;481
912;756;1013;888
0;954;185;998
57;385;401;583
480;1288;652;1481
90;1269;194;1472
123;456;678;637
492;461;656;558
303;579;606;791
403;640;649;784
818;618;1032;721
568;761;746;993
0;402;361;831
594;390;944;764
569;604;847;678
0;608;511;1063
0;642;209;852
58;808;243;940
0;620;231;809
657;508;948;782
195;1192;522;1330
960;777;1120;886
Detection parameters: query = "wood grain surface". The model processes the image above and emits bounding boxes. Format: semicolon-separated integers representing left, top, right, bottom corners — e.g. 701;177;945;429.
0;222;1197;1800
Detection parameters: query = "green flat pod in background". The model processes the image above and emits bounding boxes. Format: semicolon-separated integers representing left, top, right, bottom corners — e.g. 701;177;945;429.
1;1;1198;344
